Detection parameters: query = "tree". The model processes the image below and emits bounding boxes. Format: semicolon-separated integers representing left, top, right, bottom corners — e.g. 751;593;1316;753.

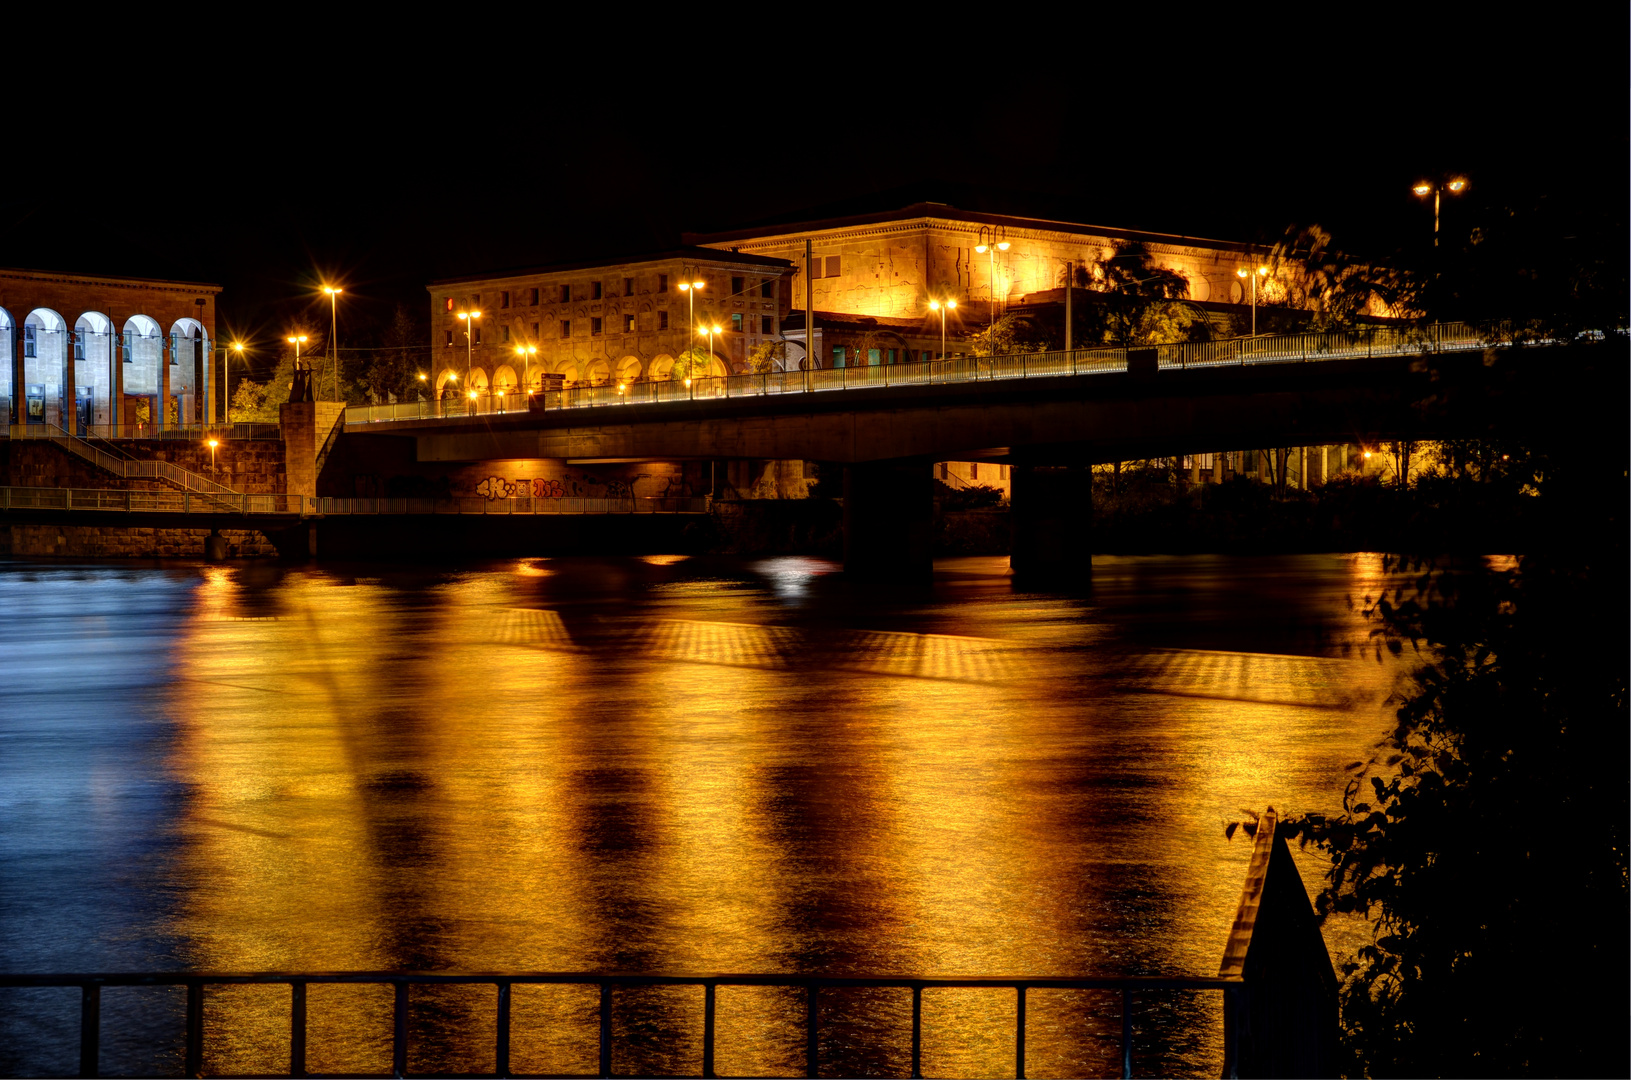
1065;242;1211;347
1241;520;1627;1075
746;339;787;374
1269;226;1426;330
363;302;426;402
967;313;1049;357
670;347;711;382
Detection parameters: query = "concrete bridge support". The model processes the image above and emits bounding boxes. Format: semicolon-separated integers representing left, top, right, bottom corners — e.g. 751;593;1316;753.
843;461;933;579
1010;463;1093;585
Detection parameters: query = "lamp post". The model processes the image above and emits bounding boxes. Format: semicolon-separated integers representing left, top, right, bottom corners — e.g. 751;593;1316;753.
457;310;481;389
321;286;342;401
1235;265;1269;336
225;341;243;423
1412;176;1468;247
699;323;723;382
677;276;706;356
516;343;537;394
207;436;219;476
928;298;957;360
974;225;1011;339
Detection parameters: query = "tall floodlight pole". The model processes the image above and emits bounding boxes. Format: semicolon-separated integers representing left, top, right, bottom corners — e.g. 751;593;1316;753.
458;310;481;387
1236;266;1269;336
1413;176;1468;247
805;239;814;375
1064;259;1073;352
974;226;1011;349
322;286;342;401
929;298;956;360
678;274;705;376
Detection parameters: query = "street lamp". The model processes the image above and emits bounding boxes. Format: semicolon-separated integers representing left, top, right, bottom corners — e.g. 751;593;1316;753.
207;436;219;475
677;277;706;353
1235;266;1270;335
928;297;957;360
321;286;343;401
698;322;723;382
457;310;481;388
1412;177;1468;247
515;343;537;394
225;341;244;423
974;225;1011;338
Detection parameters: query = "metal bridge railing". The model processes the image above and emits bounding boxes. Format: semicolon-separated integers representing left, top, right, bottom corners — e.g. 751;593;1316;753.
0;970;1242;1080
0;487;712;517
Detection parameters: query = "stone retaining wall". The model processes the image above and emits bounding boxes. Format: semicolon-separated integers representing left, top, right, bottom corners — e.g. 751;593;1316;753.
4;525;278;558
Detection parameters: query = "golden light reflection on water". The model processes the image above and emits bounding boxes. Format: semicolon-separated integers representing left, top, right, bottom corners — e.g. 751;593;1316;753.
6;553;1414;1076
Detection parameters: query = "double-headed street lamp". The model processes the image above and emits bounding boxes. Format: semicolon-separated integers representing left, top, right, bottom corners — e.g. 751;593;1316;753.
1412;176;1468;247
928;297;957;360
515;343;537;394
677;276;707;349
321;286;343;401
457;310;481;387
1236;265;1269;336
974;226;1010;337
698;322;723;380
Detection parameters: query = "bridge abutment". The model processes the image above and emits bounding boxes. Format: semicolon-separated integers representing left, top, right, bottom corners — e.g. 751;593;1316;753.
843;462;933;579
1009;463;1093;585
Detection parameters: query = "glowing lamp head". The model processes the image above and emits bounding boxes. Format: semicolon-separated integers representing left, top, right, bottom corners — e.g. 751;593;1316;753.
322;286;342;296
468;390;477;400
678;283;690;292
231;342;244;352
947;299;956;309
975;244;988;254
1447;178;1467;192
1363;450;1373;459
692;280;705;289
418;373;427;381
997;241;1010;251
1258;267;1269;276
929;300;940;310
1237;268;1248;278
1413;182;1433;196
207;438;218;449
684;378;692;387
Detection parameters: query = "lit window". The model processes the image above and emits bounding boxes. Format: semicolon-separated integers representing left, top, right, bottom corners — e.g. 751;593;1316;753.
121;333;131;363
731;313;743;333
73;332;84;361
591;317;603;336
832;346;846;368
868;348;880;366
624;314;634;333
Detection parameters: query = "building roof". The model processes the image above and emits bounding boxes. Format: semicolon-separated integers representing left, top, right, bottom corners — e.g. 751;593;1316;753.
428;246;794;288
0;266;222;292
686;200;1252;255
780;310;934;334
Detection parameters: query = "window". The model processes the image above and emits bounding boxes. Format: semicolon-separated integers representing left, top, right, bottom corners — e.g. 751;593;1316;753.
501;291;511;308
591;281;603;300
560;320;571;338
502;325;511;343
887;348;898;364
23;325;35;358
624;278;634;296
761;315;774;334
471;294;480;307
658;274;668;292
591;317;603;335
971;462;980;480
658;311;669;330
474;327;483;346
530;288;539;306
731;276;744;295
825;255;841;277
445;297;455;311
73;332;84;361
832;346;846;368
939;463;949;480
810;258;822;279
868;348;880;366
561;284;572;303
532;322;540;339
445;330;454;347
761;280;773;298
624;314;634;333
731;313;743;333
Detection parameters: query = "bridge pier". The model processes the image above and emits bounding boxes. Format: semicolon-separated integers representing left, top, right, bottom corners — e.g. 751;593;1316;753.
843;462;933;579
1009;463;1093;585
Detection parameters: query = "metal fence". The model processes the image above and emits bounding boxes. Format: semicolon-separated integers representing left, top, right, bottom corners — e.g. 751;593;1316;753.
7;425;243;497
0;970;1243;1079
1156;320;1502;369
0;487;711;517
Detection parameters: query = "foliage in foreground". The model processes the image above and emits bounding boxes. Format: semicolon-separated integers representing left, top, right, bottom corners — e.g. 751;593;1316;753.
1257;540;1626;1076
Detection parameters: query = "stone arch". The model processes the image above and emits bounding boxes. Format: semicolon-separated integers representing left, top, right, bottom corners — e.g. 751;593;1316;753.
492;364;518;393
121;315;164;430
23;308;68;427
648;353;675;381
74;312;116;430
554;357;581;385
169;317;209;426
703;352;730;378
584;358;611;386
467;367;489;392
0;307;12;424
435;367;461;396
616;355;642;383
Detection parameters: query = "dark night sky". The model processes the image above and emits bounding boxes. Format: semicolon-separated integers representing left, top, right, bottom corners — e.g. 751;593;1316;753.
6;14;1622;373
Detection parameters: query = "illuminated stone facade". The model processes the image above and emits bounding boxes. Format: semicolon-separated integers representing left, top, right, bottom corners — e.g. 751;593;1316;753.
0;268;221;432
426;248;794;397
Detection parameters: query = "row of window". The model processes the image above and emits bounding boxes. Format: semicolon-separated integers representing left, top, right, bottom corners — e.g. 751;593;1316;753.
829;346;933;368
445;313;776;346
443;275;778;313
22;325;198;363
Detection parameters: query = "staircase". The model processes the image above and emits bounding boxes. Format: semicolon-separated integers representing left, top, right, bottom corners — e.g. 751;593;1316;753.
18;426;244;509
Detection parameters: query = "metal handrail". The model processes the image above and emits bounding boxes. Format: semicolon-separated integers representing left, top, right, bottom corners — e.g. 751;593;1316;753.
8;425;244;498
0;969;1242;1080
339;320;1584;430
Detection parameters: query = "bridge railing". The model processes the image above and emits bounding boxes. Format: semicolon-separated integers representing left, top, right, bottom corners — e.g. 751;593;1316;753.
1156;320;1509;369
0;487;711;517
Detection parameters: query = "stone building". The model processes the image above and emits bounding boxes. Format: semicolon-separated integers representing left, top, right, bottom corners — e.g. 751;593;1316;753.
0;267;221;432
425;248;795;399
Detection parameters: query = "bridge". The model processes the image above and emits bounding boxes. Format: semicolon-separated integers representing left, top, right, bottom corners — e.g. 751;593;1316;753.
333;323;1619;577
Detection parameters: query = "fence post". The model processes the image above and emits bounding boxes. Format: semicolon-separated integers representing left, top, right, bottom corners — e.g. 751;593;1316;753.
184;981;203;1077
495;983;511;1079
703;982;717;1079
598;984;612;1078
78;984;100;1079
392;981;408;1078
291;982;307;1078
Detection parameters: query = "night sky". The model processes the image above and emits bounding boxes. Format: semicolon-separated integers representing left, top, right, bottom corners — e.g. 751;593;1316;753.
7;15;1621;374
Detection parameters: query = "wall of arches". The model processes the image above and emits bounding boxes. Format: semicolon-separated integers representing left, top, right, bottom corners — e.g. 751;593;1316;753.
0;272;219;433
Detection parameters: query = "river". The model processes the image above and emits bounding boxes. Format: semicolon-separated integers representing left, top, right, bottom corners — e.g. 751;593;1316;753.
0;553;1404;1077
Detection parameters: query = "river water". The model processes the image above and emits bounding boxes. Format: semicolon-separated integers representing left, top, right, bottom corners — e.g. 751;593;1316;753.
0;553;1403;1077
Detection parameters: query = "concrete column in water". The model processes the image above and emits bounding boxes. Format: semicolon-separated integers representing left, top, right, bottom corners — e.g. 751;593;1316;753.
842;461;933;579
1009;462;1093;584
